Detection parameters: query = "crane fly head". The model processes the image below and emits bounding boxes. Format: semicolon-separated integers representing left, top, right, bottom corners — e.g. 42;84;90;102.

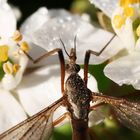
59;35;80;74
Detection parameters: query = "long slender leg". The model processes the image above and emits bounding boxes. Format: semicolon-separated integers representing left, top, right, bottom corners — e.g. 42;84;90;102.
53;112;70;126
24;48;65;94
84;34;116;85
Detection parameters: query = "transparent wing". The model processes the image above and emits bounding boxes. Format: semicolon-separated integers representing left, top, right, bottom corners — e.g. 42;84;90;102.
0;96;66;140
93;94;140;132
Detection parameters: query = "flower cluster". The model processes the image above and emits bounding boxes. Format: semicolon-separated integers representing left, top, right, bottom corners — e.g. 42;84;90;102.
90;0;140;90
0;31;29;90
0;0;108;133
1;0;140;136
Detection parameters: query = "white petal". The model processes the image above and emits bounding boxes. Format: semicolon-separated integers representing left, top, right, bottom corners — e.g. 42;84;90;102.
26;9;81;52
20;7;49;40
2;53;28;90
104;51;140;89
27;43;59;68
0;0;7;3
89;0;119;18
112;8;135;50
78;32;125;64
16;64;66;117
78;69;98;92
10;4;22;21
16;64;98;122
0;0;16;37
21;8;123;64
0;89;27;133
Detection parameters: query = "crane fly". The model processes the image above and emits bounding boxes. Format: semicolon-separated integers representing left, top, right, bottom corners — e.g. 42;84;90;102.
0;34;140;140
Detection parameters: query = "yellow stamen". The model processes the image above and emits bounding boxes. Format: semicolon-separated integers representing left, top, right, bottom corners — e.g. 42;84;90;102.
13;64;20;74
120;0;139;7
12;30;23;42
20;41;30;53
3;61;13;74
113;15;125;29
136;24;140;36
124;7;134;17
0;45;9;62
120;0;130;7
130;0;139;4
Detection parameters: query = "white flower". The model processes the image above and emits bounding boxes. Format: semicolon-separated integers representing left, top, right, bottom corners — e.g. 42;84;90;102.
0;0;27;133
90;0;140;90
0;3;110;133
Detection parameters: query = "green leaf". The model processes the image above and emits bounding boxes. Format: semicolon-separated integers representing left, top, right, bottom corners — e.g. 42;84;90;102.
0;62;5;81
133;17;140;41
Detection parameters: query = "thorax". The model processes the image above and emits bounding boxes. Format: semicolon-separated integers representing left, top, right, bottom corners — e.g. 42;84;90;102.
65;72;91;120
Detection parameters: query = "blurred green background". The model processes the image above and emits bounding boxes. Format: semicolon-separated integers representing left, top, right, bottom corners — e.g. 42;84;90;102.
8;0;140;139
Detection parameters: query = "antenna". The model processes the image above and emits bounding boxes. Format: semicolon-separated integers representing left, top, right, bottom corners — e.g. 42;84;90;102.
59;38;70;57
74;35;77;56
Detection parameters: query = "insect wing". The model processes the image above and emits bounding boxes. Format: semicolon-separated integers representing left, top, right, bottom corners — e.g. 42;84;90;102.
93;94;140;132
0;96;65;140
111;95;140;132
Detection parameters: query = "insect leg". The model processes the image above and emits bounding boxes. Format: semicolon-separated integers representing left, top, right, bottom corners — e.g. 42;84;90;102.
53;112;70;126
84;34;116;85
25;48;65;94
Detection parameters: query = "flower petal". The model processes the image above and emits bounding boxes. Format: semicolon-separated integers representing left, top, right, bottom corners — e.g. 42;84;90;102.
0;0;16;37
22;9;82;52
20;7;49;40
0;89;27;133
112;8;135;50
104;51;140;89
79;34;125;64
1;53;28;90
89;0;119;18
21;8;123;64
27;43;59;68
16;64;98;123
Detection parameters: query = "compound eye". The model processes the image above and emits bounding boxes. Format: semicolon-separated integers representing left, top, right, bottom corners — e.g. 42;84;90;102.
75;64;80;73
65;64;70;69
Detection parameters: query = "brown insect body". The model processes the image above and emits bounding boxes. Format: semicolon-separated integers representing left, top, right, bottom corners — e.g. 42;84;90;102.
65;48;92;140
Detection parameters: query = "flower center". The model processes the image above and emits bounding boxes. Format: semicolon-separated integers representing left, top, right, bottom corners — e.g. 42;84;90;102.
0;30;30;81
120;0;139;7
113;0;139;29
0;45;9;62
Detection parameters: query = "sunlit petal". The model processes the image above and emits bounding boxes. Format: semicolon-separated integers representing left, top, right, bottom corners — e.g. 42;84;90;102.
21;7;122;64
20;7;49;40
0;89;27;133
16;64;98;122
89;0;119;18
112;8;135;50
1;52;28;90
83;35;125;64
0;0;16;37
104;51;140;89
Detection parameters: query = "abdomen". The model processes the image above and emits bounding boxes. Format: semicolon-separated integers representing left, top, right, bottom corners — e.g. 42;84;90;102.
65;73;91;120
65;73;91;140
